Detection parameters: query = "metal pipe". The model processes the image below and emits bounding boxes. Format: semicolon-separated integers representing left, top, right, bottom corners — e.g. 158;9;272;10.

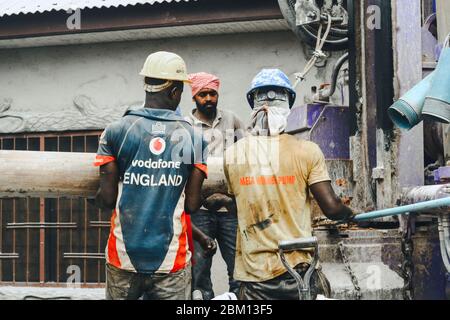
438;214;450;273
0;150;99;198
0;150;226;199
278;237;319;300
353;197;450;222
401;184;450;205
442;215;450;258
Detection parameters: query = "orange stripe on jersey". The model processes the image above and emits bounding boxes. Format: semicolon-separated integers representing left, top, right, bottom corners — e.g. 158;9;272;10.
194;164;208;178
94;155;115;167
107;209;121;269
171;211;188;273
186;213;195;266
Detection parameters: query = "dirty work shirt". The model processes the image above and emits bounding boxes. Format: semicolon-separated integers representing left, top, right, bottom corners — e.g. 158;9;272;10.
186;108;245;157
224;134;330;282
94;108;207;274
186;108;245;212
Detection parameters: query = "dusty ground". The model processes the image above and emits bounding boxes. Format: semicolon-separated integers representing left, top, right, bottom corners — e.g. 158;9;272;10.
211;247;229;296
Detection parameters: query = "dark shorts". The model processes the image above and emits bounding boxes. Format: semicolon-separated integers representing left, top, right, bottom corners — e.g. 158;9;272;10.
105;263;191;300
239;265;331;300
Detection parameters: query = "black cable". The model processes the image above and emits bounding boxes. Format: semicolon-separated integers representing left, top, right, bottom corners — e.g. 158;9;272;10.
319;52;349;99
23;295;72;300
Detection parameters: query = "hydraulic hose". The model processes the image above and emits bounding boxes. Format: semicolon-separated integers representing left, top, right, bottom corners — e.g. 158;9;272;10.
438;214;450;273
319;52;349;99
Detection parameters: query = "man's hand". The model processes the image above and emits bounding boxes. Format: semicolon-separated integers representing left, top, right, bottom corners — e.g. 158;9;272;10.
310;181;354;221
336;212;358;225
204;193;234;212
199;235;217;258
191;223;217;258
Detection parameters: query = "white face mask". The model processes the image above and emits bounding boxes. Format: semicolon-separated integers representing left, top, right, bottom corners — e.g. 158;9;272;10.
249;90;290;136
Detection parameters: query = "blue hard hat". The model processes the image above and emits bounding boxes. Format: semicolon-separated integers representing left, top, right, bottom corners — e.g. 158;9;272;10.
247;69;296;109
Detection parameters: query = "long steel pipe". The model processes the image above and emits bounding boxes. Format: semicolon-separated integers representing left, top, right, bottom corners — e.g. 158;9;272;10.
353;197;450;222
353;193;450;274
0;150;226;198
0;150;98;198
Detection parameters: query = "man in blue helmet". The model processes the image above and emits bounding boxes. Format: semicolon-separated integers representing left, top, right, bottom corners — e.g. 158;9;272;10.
224;69;354;300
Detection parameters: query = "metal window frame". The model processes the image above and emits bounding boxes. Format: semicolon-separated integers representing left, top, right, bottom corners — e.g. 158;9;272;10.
0;130;106;287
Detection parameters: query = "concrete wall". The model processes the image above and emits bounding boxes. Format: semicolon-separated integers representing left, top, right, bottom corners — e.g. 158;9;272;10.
0;30;345;129
436;0;450;43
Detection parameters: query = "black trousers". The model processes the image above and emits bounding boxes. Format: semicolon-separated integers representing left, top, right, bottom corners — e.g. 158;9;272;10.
239;265;331;300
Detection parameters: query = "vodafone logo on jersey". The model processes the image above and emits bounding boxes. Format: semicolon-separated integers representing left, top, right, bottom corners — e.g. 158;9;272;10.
149;137;166;155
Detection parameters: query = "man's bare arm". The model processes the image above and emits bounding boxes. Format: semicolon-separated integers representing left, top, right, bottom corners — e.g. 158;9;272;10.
184;167;205;215
95;162;119;210
185;167;217;257
310;181;354;221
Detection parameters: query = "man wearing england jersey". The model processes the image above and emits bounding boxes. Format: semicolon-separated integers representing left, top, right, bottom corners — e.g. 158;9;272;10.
94;52;216;300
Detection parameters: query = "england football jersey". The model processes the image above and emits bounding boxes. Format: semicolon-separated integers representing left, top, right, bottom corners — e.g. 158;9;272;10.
95;108;207;274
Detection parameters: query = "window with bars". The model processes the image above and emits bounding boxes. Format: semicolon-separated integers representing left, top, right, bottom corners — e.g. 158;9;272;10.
0;132;110;286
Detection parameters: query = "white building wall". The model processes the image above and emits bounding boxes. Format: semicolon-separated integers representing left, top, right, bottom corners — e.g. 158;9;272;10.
0;30;345;127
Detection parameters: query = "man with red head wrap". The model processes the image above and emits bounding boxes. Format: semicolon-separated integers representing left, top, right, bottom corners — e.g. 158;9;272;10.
186;72;246;300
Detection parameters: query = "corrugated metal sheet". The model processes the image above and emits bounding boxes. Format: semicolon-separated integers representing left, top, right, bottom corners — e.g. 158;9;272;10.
0;0;193;18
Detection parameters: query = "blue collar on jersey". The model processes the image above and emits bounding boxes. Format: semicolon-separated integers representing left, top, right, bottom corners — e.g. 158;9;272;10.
124;107;189;123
